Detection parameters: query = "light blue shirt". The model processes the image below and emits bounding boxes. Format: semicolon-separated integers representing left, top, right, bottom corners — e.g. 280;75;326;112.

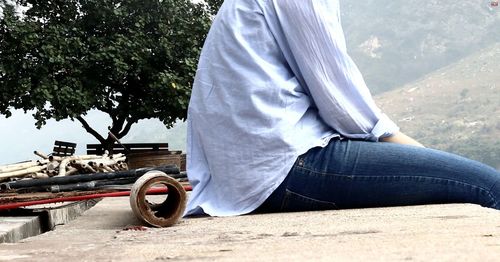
186;0;399;216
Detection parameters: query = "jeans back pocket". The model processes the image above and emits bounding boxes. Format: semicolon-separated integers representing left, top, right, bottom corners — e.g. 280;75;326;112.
281;189;337;212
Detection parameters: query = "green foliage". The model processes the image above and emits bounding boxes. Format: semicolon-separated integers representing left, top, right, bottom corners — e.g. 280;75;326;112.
205;0;224;15
0;0;221;149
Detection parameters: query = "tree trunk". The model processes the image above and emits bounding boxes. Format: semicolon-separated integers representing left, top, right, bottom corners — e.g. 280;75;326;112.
102;138;116;155
77;115;135;155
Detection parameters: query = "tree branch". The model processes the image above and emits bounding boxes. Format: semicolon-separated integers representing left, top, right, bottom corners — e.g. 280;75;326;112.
117;117;137;139
110;114;126;136
109;87;131;135
76;116;106;143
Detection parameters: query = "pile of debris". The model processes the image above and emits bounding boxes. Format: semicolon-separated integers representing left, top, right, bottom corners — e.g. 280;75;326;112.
0;151;127;182
0;147;189;227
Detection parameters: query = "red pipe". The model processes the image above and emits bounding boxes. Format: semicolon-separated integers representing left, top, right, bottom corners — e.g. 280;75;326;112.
0;185;192;211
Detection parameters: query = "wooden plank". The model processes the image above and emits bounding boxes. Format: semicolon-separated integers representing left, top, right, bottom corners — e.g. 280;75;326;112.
52;147;76;156
87;149;172;154
54;141;77;147
123;143;169;150
86;143;171;155
86;143;169;149
52;141;77;156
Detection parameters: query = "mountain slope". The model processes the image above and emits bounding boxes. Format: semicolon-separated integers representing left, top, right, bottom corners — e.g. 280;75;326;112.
376;43;500;168
341;0;500;94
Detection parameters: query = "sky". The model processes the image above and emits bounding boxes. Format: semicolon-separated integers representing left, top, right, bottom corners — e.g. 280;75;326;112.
0;109;113;164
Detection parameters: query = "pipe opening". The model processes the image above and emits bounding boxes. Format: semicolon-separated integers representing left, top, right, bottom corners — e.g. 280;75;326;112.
144;183;182;220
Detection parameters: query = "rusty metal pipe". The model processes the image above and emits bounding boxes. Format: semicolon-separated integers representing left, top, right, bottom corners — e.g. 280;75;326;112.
130;171;187;227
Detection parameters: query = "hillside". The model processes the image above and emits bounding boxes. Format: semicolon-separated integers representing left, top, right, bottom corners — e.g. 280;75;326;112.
376;43;500;168
341;0;500;94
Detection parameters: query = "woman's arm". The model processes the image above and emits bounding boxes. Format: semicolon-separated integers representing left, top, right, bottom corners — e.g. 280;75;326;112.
380;131;425;147
274;0;400;141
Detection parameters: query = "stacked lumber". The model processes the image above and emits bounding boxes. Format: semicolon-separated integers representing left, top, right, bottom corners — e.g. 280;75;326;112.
0;151;127;182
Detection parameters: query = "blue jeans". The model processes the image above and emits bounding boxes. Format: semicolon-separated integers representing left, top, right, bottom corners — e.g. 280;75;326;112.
256;139;500;212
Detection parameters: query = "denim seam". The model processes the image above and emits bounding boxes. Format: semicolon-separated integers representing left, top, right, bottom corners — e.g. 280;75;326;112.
487;179;500;207
295;167;497;206
295;166;343;175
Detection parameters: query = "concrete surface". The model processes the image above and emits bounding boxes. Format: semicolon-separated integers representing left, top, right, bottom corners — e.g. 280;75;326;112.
0;199;98;243
0;197;498;261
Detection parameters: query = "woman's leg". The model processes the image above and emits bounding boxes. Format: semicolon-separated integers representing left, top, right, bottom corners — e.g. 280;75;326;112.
257;139;500;212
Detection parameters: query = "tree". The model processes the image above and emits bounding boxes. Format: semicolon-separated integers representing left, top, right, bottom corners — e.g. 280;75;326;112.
0;0;221;151
205;0;223;15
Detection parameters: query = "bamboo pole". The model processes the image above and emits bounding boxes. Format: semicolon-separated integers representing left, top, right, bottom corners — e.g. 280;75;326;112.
68;161;96;175
0;160;49;174
100;164;114;172
46;161;60;171
110;153;125;159
48;155;63;162
0;165;48;181
87;157;126;167
34;151;49;160
0;160;38;169
47;170;58;177
1;152;127;180
118;162;129;171
65;167;79;176
58;155;101;176
32;173;49;179
81;162;97;173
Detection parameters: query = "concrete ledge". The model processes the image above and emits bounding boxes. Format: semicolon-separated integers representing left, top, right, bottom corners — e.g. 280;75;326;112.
0;199;99;243
35;199;100;231
0;216;41;243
